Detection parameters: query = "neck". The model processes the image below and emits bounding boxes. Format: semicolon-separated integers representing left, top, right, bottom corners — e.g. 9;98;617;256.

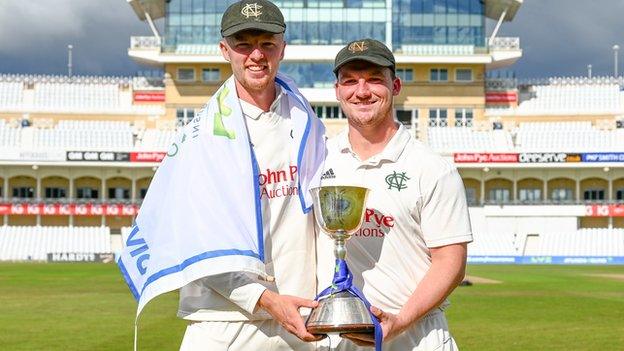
235;80;276;112
348;115;398;161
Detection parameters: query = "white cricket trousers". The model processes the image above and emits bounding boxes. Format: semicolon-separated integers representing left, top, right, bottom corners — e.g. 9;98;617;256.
321;309;458;351
180;319;316;351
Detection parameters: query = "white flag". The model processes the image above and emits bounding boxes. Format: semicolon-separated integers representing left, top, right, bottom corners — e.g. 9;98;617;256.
117;73;326;315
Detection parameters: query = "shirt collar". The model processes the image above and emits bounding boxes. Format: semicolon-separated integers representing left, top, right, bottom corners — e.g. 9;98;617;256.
338;123;411;164
239;84;284;120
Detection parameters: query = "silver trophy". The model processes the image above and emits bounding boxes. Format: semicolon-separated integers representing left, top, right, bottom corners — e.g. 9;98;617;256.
306;185;375;335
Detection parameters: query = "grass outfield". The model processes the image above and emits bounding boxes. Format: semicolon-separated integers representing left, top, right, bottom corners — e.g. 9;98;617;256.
0;264;623;350
448;265;624;350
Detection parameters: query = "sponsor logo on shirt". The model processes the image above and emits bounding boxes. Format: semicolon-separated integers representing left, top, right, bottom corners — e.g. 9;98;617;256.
385;171;409;191
259;165;299;199
321;168;336;180
354;208;394;238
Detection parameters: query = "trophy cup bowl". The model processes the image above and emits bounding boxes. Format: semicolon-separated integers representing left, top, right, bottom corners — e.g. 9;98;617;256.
306;185;375;335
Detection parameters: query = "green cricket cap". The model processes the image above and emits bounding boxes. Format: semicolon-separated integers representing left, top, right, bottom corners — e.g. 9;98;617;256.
334;38;395;76
221;0;286;37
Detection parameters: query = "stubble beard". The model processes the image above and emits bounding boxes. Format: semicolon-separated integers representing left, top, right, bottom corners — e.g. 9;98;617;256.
245;75;271;92
346;99;393;129
235;64;275;94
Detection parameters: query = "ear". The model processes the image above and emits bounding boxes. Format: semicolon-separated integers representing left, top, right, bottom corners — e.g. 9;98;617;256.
279;40;286;61
219;39;231;62
392;76;402;96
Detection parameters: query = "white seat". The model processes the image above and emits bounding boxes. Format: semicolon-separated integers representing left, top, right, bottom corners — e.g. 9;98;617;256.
0;226;112;261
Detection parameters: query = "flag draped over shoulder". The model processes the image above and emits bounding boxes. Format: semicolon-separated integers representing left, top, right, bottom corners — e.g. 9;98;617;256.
117;73;326;315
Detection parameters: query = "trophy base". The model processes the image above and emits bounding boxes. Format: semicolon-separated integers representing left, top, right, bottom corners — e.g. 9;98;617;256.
306;291;374;336
307;324;375;335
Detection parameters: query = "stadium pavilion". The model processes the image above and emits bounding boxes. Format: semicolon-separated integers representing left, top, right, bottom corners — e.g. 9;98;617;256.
0;0;623;263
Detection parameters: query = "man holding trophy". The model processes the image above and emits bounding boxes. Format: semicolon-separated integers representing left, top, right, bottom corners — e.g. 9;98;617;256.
176;1;325;350
311;39;473;350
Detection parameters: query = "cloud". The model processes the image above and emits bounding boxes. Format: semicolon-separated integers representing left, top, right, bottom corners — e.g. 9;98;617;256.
491;0;624;77
1;1;623;78
0;0;156;75
0;1;91;52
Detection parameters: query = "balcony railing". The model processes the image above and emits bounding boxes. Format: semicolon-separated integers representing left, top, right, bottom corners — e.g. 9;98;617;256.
130;36;161;49
129;35;520;55
488;37;520;51
397;45;475;56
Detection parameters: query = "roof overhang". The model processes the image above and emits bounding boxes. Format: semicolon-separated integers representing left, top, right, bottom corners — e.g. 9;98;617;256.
486;49;522;69
485;0;523;22
128;45;512;65
127;0;165;21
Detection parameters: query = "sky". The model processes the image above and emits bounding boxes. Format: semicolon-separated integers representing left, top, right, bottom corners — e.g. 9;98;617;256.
0;0;623;79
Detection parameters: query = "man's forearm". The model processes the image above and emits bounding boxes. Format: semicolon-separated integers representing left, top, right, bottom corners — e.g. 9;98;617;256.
395;243;467;329
255;288;322;341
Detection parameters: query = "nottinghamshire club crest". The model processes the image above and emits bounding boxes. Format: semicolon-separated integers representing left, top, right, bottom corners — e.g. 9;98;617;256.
385;171;409;191
241;3;263;18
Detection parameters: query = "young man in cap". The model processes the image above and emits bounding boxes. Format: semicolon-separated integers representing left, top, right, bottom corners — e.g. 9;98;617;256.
317;39;473;350
178;1;324;350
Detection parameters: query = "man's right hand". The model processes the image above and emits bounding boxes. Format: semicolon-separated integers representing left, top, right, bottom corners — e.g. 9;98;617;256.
257;290;324;342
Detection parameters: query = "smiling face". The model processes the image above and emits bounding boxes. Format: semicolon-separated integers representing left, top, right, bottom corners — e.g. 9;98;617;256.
220;30;286;96
335;61;401;129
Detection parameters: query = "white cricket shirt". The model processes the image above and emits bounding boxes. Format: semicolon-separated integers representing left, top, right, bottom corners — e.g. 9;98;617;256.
317;124;473;314
179;85;317;321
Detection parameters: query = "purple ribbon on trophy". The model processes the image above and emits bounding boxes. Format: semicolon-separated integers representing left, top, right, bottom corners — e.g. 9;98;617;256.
315;258;383;351
306;185;379;350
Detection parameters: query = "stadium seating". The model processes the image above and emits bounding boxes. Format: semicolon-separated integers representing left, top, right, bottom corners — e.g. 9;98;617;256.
427;127;514;152
0;80;23;110
5;118;624;153
468;231;520;256
489;77;624;116
527;229;624;256
516;83;622;114
34;81;120;112
468;229;624;257
1;225;621;262
0;74;164;114
31;120;134;150
136;129;177;150
515;121;624;152
425;120;624;153
3;119;178;151
3;73;624;154
0;226;111;261
0;119;22;148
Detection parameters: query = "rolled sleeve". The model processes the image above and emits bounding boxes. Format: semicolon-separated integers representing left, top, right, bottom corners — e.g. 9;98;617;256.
204;272;270;315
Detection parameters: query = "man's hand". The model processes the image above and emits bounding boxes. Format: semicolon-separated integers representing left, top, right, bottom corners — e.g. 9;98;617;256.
257;290;324;342
340;306;408;346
